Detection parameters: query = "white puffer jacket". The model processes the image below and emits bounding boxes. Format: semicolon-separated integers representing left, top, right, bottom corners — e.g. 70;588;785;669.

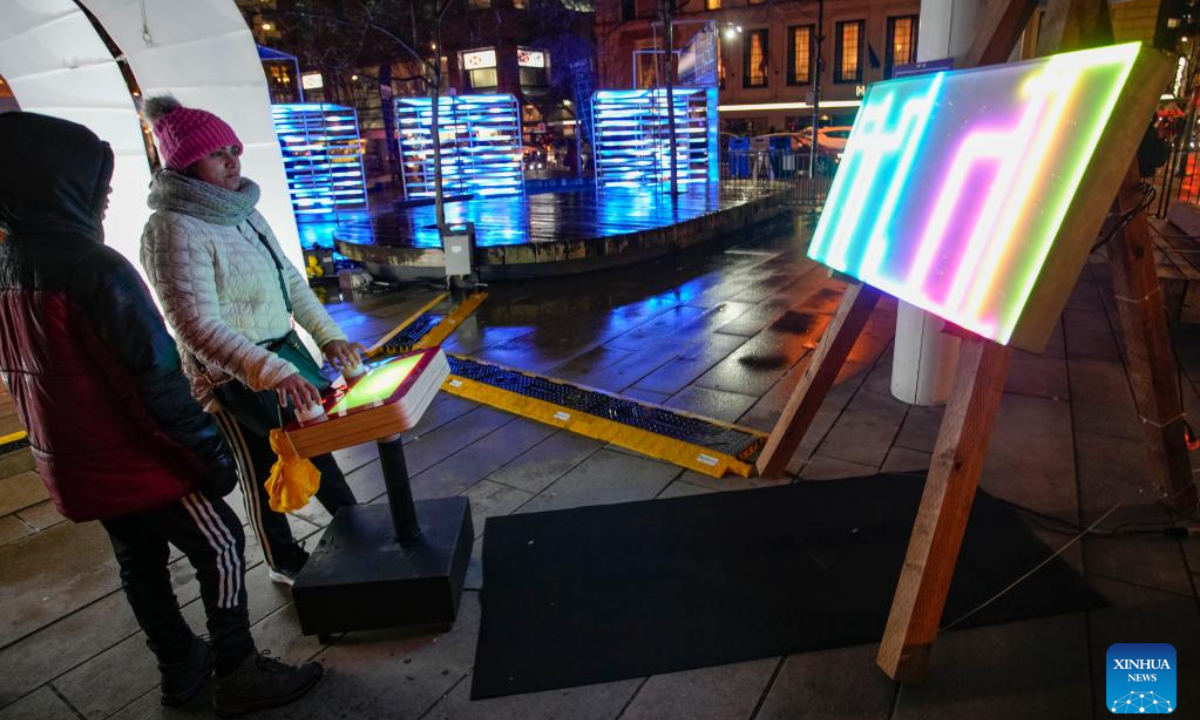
141;174;346;406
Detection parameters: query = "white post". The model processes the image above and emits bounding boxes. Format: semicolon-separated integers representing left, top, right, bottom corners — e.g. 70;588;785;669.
890;0;988;406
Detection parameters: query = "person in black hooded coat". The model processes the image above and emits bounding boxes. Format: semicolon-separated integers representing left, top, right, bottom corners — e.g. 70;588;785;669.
0;112;322;717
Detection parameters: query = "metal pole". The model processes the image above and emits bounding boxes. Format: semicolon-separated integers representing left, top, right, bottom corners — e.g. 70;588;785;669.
808;0;824;183
663;0;679;195
377;434;422;543
431;29;447;230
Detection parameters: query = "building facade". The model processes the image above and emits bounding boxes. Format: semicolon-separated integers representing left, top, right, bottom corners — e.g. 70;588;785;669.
597;0;921;134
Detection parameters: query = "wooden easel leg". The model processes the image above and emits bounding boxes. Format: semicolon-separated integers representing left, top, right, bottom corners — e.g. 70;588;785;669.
755;282;882;478
876;337;1013;682
1106;166;1198;511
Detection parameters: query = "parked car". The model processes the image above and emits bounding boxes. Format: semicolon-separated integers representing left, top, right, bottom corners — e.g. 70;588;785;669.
798;126;853;155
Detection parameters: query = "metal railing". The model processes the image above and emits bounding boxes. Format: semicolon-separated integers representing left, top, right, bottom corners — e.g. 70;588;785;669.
719;148;836;210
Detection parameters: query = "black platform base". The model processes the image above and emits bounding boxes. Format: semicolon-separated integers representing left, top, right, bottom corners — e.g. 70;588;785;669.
292;497;474;636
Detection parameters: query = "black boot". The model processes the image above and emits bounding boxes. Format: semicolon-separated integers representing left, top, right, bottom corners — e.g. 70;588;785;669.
212;651;323;718
159;637;213;706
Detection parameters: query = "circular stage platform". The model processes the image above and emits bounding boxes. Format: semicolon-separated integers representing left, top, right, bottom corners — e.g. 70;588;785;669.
334;184;793;280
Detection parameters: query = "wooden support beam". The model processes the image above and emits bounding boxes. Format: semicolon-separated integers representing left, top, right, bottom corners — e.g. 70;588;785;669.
962;0;1040;68
876;337;1014;682
755;282;881;478
1106;165;1198;510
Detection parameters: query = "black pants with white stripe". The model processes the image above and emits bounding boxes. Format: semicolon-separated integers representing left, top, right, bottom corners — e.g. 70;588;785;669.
213;409;356;572
101;492;255;675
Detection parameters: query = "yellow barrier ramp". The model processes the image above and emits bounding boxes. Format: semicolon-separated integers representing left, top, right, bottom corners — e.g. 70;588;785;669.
414;293;488;350
367;292;449;357
441;356;766;479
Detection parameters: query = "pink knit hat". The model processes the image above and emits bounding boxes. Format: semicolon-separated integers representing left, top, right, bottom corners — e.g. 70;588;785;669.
143;96;243;172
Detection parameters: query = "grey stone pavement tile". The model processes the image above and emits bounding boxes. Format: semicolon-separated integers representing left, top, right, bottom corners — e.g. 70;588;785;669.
561;344;683;394
402;407;517;480
892;404;944;454
664;385;758;424
1083;533;1196;600
517;449;682;514
893;614;1093;720
979;393;1077;520
546;343;634;383
620;658;778;720
424;673;640;720
603;304;711;352
880;446;931;475
485;430;604;495
813;388;909;469
1074;432;1171;523
674;468;790;493
0;515;32;546
0;686;79;720
1066;357;1143;441
622;387;673;405
0;471;49;515
756;645;895;720
465;480;534;536
0;520;119;648
249;594;484;720
1005;349;1070;400
799;454;877;481
694;328;815;397
1063;308;1123;362
657;478;716;498
410;417;557;500
632;332;746;396
15;500;66;532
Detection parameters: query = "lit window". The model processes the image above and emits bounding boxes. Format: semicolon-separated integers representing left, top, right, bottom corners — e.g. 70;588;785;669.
886;16;918;78
787;25;813;85
470;69;498;88
743;29;768;88
469;0;491;9
706;0;721;9
835;20;863;83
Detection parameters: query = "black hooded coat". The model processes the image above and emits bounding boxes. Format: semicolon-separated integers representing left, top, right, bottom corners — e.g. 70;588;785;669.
0;112;235;521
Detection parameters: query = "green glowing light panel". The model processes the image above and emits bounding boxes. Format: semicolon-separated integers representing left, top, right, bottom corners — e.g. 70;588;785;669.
328;354;424;416
808;43;1169;352
284;348;451;458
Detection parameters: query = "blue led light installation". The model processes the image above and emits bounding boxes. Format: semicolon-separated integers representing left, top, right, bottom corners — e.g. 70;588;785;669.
395;94;524;199
591;87;718;190
271;103;368;222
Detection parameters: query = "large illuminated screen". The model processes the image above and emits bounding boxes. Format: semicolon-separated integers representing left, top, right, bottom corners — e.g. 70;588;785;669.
808;43;1148;348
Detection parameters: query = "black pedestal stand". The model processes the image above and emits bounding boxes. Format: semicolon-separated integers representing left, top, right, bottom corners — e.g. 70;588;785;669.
292;435;473;638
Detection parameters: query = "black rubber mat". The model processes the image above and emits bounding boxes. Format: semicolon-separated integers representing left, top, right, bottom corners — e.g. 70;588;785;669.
472;474;1107;699
448;355;763;458
381;312;443;354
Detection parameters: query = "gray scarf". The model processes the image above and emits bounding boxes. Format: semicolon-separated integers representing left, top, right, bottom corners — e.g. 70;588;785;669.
147;170;261;226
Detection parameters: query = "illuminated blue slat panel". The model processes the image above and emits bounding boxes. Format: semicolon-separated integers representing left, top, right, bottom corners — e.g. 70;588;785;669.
395;95;524;199
271;103;368;222
591;88;718;190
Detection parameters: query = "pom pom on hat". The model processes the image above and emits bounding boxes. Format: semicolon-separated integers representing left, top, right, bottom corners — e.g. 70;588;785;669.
143;95;243;172
143;95;182;124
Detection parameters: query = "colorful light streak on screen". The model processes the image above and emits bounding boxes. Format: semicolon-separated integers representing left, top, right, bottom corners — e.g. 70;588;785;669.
807;43;1141;346
328;355;422;414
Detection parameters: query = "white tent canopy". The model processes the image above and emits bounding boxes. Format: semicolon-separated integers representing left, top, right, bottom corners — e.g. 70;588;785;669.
0;0;304;275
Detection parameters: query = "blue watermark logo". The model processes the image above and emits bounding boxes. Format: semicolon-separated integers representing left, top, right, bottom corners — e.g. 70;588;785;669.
1107;643;1176;714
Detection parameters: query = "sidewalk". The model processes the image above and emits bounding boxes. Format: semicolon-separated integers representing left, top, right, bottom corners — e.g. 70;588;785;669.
0;219;1197;720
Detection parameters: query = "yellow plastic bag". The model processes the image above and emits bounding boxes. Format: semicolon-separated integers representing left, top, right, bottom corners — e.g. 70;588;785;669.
265;429;322;513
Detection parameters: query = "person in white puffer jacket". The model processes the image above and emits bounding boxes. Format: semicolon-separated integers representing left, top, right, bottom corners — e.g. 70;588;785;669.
139;96;361;587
